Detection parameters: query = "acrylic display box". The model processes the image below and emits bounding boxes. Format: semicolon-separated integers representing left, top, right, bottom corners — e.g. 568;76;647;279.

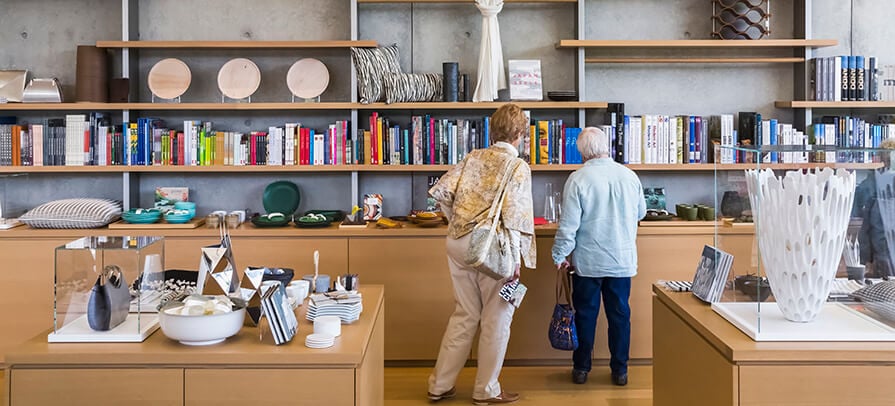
49;236;164;343
712;145;895;341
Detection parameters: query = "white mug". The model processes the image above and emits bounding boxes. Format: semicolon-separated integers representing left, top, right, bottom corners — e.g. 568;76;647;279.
288;280;310;301
229;210;246;223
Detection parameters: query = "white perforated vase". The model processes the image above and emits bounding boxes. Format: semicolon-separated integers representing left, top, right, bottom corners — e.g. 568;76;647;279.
745;168;856;322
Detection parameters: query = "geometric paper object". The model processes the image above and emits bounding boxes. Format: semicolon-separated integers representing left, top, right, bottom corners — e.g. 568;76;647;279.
238;267;265;326
746;168;856;322
197;224;238;296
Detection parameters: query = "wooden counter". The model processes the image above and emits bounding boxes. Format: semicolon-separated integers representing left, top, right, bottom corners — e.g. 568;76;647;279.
0;221;755;365
3;286;384;406
652;285;895;406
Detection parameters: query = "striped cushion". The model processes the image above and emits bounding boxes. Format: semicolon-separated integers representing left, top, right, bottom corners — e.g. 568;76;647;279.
351;45;403;104
383;72;443;104
20;198;122;229
851;281;895;321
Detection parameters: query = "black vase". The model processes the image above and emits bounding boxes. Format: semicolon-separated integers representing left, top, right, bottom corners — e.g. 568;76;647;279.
721;191;744;217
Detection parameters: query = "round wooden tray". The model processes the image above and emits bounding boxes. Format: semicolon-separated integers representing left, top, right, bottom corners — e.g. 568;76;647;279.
147;58;191;100
286;58;330;99
217;58;261;100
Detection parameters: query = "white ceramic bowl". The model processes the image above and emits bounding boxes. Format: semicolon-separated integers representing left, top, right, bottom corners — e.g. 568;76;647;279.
313;315;342;337
158;306;246;346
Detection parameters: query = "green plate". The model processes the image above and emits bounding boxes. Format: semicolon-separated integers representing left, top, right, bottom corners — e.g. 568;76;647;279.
251;216;290;228
262;181;301;215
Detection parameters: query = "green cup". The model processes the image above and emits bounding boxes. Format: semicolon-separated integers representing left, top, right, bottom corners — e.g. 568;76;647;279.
682;206;699;221
675;204;687;218
701;206;716;221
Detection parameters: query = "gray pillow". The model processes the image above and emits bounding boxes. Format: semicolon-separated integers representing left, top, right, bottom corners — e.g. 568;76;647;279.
851;281;895;321
20;198;122;229
351;44;403;104
383;72;443;104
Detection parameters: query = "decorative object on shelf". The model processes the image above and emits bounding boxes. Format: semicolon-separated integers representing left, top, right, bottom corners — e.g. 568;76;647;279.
251;212;290;228
546;90;577;102
351;44;402;104
197;220;239;296
158;294;247;346
121;208;162;224
720;190;746;217
363;193;383;221
262;180;301;216
746;168;856;322
148;58;191;101
0;70;28;102
644;187;667;211
109;77;129;102
544;182;557;223
850;281;895;322
19;198;121;229
217;57;261;101
383;72;443;104
286;58;330;101
461;73;470;102
237;266;264;325
443;62;459;102
75;45;108;102
642;209;673;221
873;169;895;277
473;0;506;102
712;0;770;40
296;213;331;228
22;78;63;103
691;245;733;303
87;265;130;331
508;59;542;101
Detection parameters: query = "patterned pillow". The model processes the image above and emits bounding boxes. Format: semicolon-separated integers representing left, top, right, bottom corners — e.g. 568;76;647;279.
383;72;443;104
350;44;403;104
20;198;122;229
850;281;895;321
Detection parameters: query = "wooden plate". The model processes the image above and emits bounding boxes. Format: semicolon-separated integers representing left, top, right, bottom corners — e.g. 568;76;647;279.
147;58;191;99
286;58;330;99
217;58;261;100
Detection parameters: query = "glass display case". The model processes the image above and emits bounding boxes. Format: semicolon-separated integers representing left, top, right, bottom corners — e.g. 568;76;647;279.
49;236;164;343
712;144;895;341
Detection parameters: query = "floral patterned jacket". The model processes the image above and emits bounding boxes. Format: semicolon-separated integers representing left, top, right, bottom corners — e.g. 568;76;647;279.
429;142;536;269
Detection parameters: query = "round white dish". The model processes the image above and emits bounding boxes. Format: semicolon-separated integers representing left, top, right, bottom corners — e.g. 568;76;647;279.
147;58;191;100
158;306;246;346
217;58;261;100
286;58;329;99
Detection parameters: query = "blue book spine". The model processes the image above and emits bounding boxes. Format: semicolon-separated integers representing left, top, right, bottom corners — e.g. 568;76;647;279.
309;129;315;165
484;117;490;147
688;116;696;164
769;119;778;163
623;115;630;164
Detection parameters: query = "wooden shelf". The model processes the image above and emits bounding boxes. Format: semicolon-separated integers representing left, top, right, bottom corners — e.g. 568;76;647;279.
96;40;377;49
358;0;576;3
0;102;604;112
357;101;606;109
776;101;895;109
557;39;837;48
585;57;805;64
2;162;880;174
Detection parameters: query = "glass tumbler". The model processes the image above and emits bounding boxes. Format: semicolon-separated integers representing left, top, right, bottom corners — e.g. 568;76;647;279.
544;183;557;223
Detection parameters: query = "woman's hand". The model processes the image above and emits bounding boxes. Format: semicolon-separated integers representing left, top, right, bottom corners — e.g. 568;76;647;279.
556;260;570;271
511;264;521;281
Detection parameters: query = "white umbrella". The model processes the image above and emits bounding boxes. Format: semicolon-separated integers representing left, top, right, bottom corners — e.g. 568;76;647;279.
472;0;506;102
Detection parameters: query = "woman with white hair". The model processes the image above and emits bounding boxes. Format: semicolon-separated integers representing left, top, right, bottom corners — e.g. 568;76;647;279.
551;126;646;386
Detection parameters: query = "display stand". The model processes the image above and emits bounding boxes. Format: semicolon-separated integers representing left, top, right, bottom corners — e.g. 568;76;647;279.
292;95;321;103
47;313;159;343
150;95;182;103
222;95;251;103
712;301;895;341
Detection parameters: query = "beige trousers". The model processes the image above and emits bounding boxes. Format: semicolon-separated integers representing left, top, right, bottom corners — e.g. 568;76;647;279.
428;234;516;399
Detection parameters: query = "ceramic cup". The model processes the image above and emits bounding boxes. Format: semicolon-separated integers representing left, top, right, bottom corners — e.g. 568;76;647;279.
846;265;866;283
288;280;310;302
229;210;246;223
225;213;241;229
681;206;699;221
205;214;221;228
701;206;716;221
302;274;331;293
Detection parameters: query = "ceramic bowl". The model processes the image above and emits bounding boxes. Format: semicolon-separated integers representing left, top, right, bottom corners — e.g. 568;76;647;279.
158;302;246;346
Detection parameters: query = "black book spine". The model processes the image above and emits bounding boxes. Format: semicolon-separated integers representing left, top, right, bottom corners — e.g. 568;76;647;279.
857;56;866;101
841;56;850;101
869;57;880;101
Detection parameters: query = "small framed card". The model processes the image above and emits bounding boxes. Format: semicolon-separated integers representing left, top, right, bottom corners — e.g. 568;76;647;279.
363;193;383;221
508;60;543;101
499;279;527;308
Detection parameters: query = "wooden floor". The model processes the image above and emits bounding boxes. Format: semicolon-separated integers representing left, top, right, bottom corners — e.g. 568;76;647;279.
385;365;653;405
0;366;652;405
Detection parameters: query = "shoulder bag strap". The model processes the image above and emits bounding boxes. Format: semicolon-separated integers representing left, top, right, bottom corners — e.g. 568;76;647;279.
556;269;575;311
485;157;522;221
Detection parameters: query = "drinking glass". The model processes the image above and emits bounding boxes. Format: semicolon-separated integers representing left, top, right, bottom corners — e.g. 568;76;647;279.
544;183;557;223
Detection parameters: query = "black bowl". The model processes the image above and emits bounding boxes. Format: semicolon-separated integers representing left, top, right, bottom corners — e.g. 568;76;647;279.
259;267;295;288
735;275;772;302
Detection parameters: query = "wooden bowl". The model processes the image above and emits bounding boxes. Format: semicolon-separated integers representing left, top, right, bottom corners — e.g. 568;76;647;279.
148;58;191;100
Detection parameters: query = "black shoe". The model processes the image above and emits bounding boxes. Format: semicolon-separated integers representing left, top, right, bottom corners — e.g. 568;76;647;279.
611;373;628;386
571;369;588;384
427;387;456;402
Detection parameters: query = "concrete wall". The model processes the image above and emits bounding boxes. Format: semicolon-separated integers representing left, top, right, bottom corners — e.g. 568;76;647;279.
1;0;893;218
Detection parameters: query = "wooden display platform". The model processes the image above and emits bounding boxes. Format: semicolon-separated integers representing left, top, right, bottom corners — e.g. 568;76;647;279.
4;286;384;406
108;218;205;229
653;285;895;405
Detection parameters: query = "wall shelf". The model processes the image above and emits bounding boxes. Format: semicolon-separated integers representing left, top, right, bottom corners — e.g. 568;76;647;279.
585;57;805;64
357;0;576;3
557;39;838;49
776;101;895;109
1;162;879;174
0;101;605;112
95;40;377;49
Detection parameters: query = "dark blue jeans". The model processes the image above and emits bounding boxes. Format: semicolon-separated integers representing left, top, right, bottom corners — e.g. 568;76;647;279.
571;274;631;376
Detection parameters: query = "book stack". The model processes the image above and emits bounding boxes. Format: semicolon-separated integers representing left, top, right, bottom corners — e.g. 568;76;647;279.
691;245;734;303
261;284;298;345
306;291;363;324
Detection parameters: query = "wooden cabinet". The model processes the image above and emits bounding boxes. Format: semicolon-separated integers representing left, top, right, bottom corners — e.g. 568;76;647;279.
9;369;183;406
184;369;354;406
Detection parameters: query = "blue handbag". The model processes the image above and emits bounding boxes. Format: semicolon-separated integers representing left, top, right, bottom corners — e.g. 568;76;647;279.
548;270;578;351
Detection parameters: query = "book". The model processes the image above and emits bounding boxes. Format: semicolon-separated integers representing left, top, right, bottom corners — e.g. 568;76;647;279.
691;245;734;303
260;284;297;345
508;59;543;101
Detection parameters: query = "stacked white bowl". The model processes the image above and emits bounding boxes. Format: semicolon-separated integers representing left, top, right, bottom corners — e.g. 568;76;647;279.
305;333;334;349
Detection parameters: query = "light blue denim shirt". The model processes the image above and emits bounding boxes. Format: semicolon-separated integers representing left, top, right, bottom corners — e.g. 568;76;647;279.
551;157;646;278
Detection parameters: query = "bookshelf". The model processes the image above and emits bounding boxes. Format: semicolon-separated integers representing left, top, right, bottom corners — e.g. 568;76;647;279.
556;39;838;48
775;101;895;109
95;40;378;49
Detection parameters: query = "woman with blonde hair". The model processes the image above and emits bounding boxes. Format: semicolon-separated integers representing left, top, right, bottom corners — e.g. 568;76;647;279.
427;103;536;405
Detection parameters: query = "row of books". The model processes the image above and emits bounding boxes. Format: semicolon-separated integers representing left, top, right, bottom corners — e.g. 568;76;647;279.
811;55;882;102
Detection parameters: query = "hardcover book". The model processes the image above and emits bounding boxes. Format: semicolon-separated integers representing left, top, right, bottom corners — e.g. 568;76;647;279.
508;60;543;101
691;245;734;303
